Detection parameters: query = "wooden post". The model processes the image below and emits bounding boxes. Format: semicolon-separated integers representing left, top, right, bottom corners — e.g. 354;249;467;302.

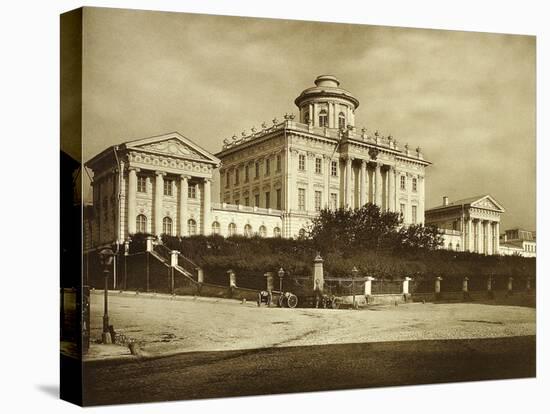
435;277;442;300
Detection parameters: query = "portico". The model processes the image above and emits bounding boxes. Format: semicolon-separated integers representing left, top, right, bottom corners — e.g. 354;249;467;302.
425;195;505;254
85;132;221;247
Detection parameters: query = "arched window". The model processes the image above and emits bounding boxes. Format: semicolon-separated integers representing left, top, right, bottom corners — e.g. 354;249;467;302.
455;243;460;251
212;221;220;235
188;219;197;236
162;217;173;235
244;224;253;238
228;222;237;236
338;112;346;129
304;111;310;124
318;109;328;127
273;227;281;238
259;225;267;238
298;228;306;238
448;242;453;250
136;214;147;233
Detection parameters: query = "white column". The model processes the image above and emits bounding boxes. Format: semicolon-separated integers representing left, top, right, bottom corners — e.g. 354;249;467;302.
345;157;352;207
154;171;165;236
388;167;396;212
127;167;138;234
179;175;189;236
308;104;313;125
477;220;483;254
359;159;366;207
375;162;383;207
419;175;425;224
494;222;500;254
203;178;212;235
307;153;315;212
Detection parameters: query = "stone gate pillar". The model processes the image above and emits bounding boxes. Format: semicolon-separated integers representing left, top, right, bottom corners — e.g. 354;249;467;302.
146;236;154;252
507;277;514;295
265;272;274;293
228;269;237;288
313;253;324;293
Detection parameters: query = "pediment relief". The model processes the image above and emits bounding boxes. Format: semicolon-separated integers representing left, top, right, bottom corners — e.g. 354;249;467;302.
471;197;504;212
136;138;203;159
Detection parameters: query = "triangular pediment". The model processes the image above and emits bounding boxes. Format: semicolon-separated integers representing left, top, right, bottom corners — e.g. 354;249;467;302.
470;195;505;212
124;132;220;165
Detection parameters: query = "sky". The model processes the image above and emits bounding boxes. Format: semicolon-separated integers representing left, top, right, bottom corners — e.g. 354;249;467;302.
77;7;536;231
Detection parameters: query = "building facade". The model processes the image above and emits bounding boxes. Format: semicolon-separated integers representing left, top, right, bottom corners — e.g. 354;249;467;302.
425;195;505;255
85;75;431;247
499;228;536;257
216;75;431;237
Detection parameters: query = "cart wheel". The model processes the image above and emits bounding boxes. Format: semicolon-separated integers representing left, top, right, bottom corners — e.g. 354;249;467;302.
287;294;298;308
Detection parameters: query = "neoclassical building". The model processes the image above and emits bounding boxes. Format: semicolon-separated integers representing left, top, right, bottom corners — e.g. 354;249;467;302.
216;75;430;237
425;195;505;254
85;75;431;247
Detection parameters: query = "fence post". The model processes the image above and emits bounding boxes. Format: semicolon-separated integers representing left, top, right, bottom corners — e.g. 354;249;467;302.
402;277;412;303
507;277;514;296
146;236;154;252
364;277;374;296
228;269;237;298
435;277;442;301
169;251;179;295
526;276;531;293
313;253;324;294
197;267;204;284
462;277;470;301
487;275;494;299
170;250;179;267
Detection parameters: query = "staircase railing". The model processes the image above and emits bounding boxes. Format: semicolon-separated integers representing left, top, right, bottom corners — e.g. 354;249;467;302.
153;243;171;262
177;253;199;280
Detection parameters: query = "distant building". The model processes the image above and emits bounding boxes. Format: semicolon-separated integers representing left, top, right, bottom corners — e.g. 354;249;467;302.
499;228;536;257
425;195;505;255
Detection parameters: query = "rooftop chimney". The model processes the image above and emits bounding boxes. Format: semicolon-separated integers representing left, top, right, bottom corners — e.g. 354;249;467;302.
443;196;449;206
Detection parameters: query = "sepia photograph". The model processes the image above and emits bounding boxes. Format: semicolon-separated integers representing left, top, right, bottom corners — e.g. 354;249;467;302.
59;5;536;407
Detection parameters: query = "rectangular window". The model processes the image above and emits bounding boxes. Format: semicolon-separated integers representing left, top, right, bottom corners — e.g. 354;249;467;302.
314;190;322;211
299;154;306;171
188;185;196;199
265;158;270;176
254;194;260;207
163;179;173;196
412;178;417;192
331;161;337;177
276;189;281;210
255;162;260;179
226;171;230;188
400;203;406;217
315;158;322;174
276;154;282;172
330;193;338;210
137;176;147;193
265;191;270;208
245;197;250;206
298;188;306;210
412;205;417;224
245;165;249;182
400;175;406;190
235;168;239;185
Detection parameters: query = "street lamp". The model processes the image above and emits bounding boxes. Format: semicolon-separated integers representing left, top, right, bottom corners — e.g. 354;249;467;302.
351;266;359;309
99;247;115;344
278;267;285;293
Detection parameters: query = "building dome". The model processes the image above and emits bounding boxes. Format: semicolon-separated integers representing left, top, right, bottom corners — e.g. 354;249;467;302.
294;75;359;129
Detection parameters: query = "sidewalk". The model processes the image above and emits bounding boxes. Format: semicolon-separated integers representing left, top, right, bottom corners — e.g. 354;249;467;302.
83;342;134;362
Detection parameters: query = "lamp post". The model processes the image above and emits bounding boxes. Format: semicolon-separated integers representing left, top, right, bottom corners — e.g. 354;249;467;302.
278;267;285;293
99;247;115;344
351;266;359;309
